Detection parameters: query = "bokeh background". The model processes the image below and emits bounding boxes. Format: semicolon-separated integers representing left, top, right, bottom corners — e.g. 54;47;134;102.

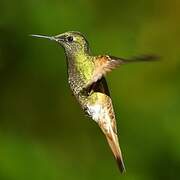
0;0;180;179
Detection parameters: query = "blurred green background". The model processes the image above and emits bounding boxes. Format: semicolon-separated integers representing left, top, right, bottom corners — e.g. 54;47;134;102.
0;0;180;179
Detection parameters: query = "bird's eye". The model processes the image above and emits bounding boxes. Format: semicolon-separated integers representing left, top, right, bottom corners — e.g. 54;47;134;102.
67;36;73;43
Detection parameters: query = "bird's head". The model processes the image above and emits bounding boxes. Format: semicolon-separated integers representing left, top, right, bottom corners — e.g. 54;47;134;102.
31;31;90;57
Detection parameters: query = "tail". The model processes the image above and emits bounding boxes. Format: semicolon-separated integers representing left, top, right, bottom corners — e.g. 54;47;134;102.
99;124;126;173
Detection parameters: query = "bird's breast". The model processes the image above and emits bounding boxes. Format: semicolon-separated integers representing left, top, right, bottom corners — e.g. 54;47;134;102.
68;64;94;95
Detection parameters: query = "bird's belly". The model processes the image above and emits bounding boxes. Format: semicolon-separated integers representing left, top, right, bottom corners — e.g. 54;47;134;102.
85;92;112;123
86;104;102;122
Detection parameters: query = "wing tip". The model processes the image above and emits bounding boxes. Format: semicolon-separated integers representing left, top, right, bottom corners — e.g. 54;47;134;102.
121;54;160;64
134;54;159;61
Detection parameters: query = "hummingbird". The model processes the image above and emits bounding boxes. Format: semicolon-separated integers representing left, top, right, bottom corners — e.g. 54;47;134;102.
31;31;156;173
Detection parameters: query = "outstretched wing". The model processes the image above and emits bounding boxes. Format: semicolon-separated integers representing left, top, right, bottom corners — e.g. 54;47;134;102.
82;55;157;94
91;55;157;85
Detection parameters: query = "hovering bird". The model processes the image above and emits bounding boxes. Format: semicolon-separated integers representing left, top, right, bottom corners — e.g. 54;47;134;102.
31;31;156;173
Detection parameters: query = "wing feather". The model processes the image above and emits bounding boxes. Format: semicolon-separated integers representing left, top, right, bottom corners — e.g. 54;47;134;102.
91;55;157;87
